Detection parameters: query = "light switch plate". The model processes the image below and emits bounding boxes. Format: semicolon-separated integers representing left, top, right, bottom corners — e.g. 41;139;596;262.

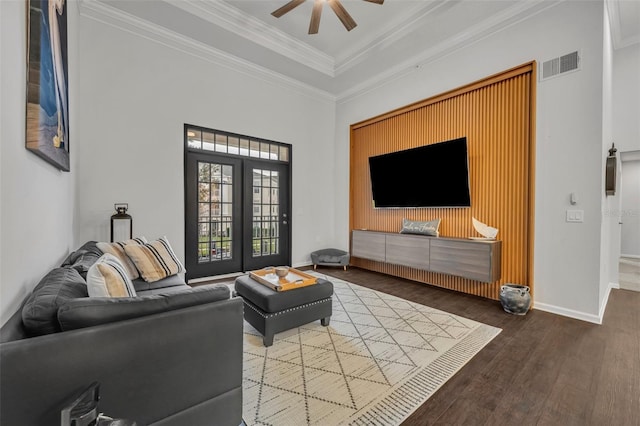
566;210;584;223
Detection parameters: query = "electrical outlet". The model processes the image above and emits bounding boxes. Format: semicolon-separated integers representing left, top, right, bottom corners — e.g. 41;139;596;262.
566;210;584;223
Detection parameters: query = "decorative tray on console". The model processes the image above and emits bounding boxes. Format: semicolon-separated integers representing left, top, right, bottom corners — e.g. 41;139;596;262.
249;267;318;292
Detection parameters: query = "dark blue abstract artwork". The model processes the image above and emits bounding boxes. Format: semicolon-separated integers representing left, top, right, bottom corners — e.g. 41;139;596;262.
26;0;70;171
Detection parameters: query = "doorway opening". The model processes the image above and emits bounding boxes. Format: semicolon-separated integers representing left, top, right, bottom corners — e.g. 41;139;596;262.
184;125;292;281
618;151;640;292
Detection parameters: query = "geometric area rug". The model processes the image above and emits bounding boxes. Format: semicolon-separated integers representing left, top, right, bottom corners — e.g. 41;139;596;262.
241;272;501;425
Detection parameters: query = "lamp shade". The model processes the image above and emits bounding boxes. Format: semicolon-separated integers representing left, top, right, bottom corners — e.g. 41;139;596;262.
111;203;132;242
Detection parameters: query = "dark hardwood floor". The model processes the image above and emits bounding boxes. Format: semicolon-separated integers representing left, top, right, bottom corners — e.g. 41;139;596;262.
314;266;640;426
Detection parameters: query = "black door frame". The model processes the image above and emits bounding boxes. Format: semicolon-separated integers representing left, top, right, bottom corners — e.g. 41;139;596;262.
184;152;243;278
184;125;292;281
242;158;291;271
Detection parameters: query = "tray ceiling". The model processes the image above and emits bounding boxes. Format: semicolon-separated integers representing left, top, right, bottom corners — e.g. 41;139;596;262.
90;0;640;98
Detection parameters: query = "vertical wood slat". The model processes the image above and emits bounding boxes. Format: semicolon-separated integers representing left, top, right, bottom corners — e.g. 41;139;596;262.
349;63;535;301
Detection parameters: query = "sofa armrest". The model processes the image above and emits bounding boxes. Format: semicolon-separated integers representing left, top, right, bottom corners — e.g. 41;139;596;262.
0;297;243;426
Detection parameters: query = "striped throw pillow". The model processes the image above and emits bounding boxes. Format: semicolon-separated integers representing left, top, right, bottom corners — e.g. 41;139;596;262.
96;237;147;280
124;236;185;283
86;254;137;298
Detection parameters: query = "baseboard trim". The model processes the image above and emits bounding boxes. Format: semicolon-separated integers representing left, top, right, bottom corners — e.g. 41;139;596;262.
534;282;620;325
598;282;618;322
534;302;602;324
621;254;640;260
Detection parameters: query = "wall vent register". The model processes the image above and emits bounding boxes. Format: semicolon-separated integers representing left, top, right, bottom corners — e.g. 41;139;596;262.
540;50;580;80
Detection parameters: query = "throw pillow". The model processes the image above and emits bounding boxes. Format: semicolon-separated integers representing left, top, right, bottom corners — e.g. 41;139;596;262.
21;267;89;336
60;241;104;278
86;254;137;298
399;218;441;237
96;237;147;280
124;236;185;283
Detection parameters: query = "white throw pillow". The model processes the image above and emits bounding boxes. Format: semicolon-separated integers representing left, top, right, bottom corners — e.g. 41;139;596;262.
86;253;137;298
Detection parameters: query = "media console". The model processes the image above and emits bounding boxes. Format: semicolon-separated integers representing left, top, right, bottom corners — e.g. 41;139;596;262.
351;230;501;283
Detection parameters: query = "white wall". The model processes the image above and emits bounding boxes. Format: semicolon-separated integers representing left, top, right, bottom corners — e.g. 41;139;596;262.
613;44;640;153
74;13;337;270
600;2;619;310
335;1;607;321
0;1;78;325
613;44;640;259
620;158;640;257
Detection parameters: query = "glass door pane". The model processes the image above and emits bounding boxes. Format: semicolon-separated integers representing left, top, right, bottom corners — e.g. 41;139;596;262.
251;168;280;258
186;153;242;278
243;160;289;270
197;162;234;263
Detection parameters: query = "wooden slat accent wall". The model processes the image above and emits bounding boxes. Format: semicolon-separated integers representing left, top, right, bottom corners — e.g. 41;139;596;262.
349;62;536;300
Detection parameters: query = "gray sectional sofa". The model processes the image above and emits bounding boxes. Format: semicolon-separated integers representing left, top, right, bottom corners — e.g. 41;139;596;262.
0;242;243;426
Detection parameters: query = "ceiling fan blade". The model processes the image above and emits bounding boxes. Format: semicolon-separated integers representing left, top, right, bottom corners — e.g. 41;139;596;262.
362;0;384;4
308;0;323;34
271;0;305;18
328;0;357;31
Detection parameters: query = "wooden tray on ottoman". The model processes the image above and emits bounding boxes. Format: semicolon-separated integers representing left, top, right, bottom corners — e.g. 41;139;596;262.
249;267;317;292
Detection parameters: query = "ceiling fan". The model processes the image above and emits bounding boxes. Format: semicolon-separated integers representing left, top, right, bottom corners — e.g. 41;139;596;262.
271;0;384;35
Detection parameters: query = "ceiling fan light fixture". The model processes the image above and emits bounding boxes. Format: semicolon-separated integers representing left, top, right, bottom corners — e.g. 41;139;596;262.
271;0;383;35
327;0;357;32
271;0;305;18
309;0;324;34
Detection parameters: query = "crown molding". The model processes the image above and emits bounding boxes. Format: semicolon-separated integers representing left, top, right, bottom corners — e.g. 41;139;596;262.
166;0;440;78
78;0;335;103
337;0;561;103
167;0;452;78
620;150;640;162
607;0;640;50
78;0;565;104
167;0;336;76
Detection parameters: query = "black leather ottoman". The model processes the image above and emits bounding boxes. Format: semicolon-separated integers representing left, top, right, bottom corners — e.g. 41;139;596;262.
234;275;333;346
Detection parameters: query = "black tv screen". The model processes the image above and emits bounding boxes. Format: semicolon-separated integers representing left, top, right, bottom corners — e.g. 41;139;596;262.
369;137;471;208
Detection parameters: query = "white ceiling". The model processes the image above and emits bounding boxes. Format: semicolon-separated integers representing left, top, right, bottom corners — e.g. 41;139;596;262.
608;0;640;49
95;0;640;98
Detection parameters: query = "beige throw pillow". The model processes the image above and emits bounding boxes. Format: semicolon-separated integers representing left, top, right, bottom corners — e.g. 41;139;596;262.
87;254;137;298
124;236;185;283
96;237;147;280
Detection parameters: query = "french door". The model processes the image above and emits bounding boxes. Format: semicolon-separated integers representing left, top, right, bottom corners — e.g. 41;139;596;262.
185;151;291;280
185;153;242;277
242;159;290;271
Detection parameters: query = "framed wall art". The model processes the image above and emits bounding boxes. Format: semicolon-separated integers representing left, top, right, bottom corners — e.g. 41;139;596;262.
26;0;70;171
605;143;617;196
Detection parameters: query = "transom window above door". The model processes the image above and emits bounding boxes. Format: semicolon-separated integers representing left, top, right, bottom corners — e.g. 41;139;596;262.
186;126;289;163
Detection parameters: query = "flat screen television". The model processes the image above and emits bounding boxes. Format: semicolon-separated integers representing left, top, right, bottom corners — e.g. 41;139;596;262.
369;137;471;208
